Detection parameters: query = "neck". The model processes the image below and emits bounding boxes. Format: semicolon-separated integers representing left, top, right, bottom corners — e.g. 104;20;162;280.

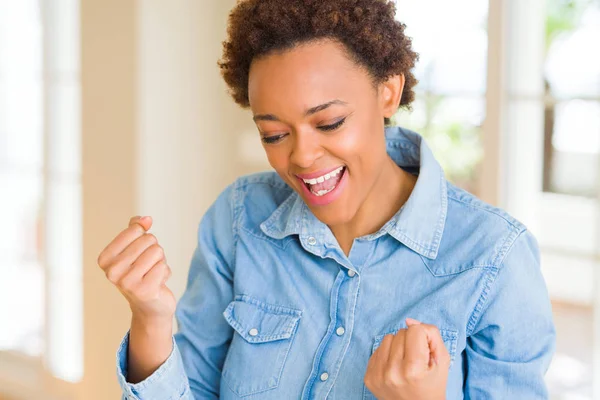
330;157;417;256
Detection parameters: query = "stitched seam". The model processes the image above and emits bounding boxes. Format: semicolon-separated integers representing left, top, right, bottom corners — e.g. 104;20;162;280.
372;328;458;363
465;229;517;335
321;274;342;396
395;232;436;254
447;193;523;230
275;318;300;390
429;173;448;255
129;337;178;392
300;273;345;399
465;266;499;337
234;294;303;316
326;268;363;398
231;180;243;264
261;192;296;234
223;306;300;343
466;229;526;336
241;225;295;250
491;227;526;267
418;254;494;277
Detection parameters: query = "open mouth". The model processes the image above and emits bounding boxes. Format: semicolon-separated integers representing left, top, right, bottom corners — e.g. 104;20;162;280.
300;166;346;197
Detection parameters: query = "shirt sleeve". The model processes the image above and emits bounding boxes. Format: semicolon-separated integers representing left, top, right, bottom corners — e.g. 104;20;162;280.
464;229;556;399
116;184;238;399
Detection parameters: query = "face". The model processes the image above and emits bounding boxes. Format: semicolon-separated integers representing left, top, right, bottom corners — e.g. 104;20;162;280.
248;39;403;227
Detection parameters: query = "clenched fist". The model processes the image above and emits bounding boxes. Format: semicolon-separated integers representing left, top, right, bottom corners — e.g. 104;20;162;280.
364;318;450;400
97;216;176;322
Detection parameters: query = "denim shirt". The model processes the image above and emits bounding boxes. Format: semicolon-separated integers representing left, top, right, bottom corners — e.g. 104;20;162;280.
117;127;555;400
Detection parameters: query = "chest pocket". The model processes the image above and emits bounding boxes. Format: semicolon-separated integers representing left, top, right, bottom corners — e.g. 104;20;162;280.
363;328;459;400
222;295;302;397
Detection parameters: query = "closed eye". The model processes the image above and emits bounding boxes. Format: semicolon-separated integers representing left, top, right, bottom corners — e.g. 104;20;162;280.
318;117;346;132
261;133;288;144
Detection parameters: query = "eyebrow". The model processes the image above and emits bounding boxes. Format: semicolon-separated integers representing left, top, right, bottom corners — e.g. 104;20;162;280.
252;99;348;122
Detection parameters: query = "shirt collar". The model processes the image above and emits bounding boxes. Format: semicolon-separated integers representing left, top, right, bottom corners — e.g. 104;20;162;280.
260;127;448;259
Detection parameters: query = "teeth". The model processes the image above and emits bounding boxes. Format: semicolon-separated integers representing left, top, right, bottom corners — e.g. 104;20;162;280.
313;187;335;197
302;166;344;185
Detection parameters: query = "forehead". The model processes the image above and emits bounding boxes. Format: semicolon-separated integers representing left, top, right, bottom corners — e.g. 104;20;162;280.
248;40;373;114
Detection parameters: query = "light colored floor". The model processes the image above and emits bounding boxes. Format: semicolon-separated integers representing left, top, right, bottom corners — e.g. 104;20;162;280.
547;301;593;400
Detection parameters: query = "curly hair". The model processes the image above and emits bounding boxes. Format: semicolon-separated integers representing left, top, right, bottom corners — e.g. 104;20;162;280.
219;0;419;112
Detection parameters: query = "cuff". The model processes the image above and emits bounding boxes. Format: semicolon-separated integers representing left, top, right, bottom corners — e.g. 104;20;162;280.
116;331;190;400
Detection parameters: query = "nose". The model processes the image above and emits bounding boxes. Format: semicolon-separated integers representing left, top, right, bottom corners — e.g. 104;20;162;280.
290;131;324;169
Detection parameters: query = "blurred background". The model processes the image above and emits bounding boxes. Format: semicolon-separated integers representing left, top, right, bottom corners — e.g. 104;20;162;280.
0;0;598;399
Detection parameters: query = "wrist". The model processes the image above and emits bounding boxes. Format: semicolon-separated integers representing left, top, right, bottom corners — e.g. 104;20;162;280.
131;313;173;335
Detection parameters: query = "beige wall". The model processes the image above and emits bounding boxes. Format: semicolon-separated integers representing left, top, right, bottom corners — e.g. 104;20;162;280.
81;1;255;398
81;0;138;398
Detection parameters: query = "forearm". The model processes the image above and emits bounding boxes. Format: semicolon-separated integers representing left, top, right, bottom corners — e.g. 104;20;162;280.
127;314;174;383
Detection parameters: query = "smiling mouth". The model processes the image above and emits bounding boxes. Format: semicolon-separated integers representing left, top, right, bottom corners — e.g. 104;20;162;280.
300;166;346;197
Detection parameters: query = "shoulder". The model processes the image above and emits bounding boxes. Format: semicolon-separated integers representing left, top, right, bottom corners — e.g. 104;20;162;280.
445;182;525;237
423;183;531;276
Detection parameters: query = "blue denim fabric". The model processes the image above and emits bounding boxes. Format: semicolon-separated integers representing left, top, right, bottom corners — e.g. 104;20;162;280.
117;127;555;399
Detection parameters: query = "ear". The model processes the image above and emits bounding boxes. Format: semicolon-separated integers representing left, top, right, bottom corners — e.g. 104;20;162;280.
379;74;405;119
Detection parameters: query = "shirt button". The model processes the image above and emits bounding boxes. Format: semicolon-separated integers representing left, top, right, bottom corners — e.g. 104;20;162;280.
320;372;329;382
249;328;259;337
307;236;317;246
347;269;356;277
336;326;345;336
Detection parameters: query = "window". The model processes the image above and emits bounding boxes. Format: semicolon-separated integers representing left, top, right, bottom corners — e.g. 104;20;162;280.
543;0;600;197
397;0;600;398
0;0;83;393
394;0;488;195
0;0;45;359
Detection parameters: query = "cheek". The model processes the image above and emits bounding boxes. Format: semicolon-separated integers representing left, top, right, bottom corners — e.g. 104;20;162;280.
264;147;290;174
336;122;384;165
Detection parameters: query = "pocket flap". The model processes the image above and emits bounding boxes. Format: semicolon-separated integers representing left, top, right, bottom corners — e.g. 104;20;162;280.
223;295;302;344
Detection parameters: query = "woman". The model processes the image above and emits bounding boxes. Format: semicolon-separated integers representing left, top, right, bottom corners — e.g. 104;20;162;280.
98;0;556;398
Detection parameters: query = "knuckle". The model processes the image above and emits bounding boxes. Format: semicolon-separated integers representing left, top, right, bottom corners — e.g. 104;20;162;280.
97;253;106;268
119;275;138;292
153;261;165;273
382;369;401;388
424;323;440;334
160;263;169;275
153;245;165;259
145;233;158;246
105;267;120;283
402;362;422;381
149;243;163;254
